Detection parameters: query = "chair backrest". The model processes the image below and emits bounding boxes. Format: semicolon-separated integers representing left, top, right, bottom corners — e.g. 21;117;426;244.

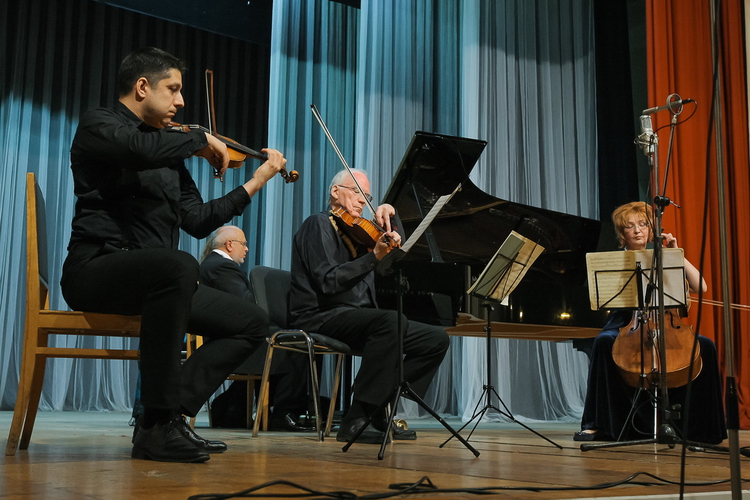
26;172;49;312
249;266;291;329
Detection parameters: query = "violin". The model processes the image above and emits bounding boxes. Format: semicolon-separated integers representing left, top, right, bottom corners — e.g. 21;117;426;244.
330;206;396;250
612;309;702;388
177;68;298;183
167;122;299;183
311;104;399;252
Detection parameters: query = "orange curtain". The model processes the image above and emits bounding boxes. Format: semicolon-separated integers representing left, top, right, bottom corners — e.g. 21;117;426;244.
647;0;750;427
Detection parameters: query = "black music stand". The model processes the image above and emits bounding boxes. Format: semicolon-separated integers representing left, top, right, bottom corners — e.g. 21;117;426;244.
439;231;561;449
586;255;659;441
341;188;480;460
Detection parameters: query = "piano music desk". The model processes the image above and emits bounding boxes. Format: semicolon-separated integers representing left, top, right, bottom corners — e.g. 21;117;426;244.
446;312;599;359
447;312;600;341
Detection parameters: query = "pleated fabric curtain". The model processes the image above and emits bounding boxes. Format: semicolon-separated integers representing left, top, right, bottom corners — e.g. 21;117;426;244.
1;0;601;422
0;0;271;411
646;0;750;427
267;0;598;421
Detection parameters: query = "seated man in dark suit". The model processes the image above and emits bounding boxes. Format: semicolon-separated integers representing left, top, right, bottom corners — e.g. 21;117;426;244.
199;225;314;432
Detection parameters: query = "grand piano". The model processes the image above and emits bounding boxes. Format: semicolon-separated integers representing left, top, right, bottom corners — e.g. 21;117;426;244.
375;131;609;343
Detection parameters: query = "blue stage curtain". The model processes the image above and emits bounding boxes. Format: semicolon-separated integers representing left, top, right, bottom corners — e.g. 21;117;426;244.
1;0;597;423
0;0;270;412
265;0;596;421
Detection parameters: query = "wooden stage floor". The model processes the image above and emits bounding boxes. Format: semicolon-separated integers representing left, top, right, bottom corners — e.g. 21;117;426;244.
2;411;749;499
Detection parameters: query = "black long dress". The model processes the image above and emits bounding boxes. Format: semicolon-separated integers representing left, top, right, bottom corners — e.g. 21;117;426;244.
580;310;727;444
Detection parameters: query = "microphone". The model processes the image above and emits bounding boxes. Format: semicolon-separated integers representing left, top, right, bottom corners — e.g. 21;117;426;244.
642;98;695;115
636;115;656;156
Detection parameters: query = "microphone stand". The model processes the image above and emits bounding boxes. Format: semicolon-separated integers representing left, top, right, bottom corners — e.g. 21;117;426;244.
707;2;742;496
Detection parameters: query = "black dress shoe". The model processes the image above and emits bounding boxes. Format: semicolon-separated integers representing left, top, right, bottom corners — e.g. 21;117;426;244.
336;417;391;444
269;412;316;432
573;429;602;442
372;418;417;440
133;416;227;453
393;426;417;440
175;417;228;453
131;418;210;463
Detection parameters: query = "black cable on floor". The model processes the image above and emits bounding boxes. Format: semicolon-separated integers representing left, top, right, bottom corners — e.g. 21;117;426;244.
187;472;747;500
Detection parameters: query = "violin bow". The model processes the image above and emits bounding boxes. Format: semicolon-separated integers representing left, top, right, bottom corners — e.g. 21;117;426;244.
205;69;217;136
204;69;224;181
310;104;379;216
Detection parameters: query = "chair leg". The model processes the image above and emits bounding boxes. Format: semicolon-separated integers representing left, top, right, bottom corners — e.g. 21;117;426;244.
305;338;324;442
252;346;275;437
6;320;46;456
250;377;255;429
326;354;344;438
5;356;35;456
19;355;47;449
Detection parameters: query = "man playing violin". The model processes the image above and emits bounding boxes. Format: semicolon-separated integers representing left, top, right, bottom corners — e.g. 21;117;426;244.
61;47;287;462
574;201;726;444
289;169;450;443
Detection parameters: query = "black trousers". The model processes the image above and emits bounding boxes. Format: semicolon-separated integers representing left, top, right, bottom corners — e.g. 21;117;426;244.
61;248;268;415
318;308;450;408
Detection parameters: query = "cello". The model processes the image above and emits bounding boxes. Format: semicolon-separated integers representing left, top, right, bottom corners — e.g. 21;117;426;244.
612;307;702;388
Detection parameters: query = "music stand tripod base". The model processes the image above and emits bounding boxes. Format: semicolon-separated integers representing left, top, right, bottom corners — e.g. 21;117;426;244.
342;253;480;459
439;303;562;450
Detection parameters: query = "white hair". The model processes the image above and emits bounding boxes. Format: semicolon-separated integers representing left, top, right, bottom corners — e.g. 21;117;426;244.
328;169;369;205
200;225;240;262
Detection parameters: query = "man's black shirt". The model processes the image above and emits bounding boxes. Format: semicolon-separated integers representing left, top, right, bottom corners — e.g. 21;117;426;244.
63;101;251;279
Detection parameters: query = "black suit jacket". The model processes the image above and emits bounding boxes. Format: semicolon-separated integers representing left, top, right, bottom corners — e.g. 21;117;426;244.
199;250;307;405
199;251;253;302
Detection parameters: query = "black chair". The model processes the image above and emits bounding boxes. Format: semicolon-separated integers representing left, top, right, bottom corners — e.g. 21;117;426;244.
249;266;351;441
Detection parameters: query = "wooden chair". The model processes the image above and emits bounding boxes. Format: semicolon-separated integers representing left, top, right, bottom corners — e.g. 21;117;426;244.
249;266;352;442
5;173;141;456
185;334;260;429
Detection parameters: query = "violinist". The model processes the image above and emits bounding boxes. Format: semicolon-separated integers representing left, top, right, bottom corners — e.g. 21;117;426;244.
61;47;286;462
289;169;450;444
574;201;726;444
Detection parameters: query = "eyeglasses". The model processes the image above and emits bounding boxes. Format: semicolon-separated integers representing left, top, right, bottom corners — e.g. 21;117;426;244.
623;221;649;232
228;239;248;247
337;184;373;202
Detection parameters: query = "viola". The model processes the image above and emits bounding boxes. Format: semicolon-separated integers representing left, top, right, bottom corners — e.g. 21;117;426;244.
611;309;702;388
330;206;397;250
167;122;299;183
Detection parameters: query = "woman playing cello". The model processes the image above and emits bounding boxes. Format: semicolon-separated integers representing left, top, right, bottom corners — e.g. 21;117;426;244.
574;201;726;444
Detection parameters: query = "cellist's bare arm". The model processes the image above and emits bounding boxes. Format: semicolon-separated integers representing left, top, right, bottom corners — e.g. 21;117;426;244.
662;232;707;293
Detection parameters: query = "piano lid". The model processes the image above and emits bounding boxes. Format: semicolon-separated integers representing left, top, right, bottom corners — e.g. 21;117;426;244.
378;131;607;332
382;131;601;266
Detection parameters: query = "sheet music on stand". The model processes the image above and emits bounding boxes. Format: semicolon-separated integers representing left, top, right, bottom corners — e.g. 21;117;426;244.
467;231;545;301
376;183;461;274
586;248;687;310
400;183;462;252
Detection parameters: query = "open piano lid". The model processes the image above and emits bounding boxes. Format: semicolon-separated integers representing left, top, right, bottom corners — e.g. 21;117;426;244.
383;131;599;266
379;131;606;337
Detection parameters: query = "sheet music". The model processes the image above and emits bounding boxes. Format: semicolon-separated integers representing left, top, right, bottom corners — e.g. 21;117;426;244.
586;252;640;309
633;248;688;307
401;183;461;253
586;248;686;310
467;231;545;301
